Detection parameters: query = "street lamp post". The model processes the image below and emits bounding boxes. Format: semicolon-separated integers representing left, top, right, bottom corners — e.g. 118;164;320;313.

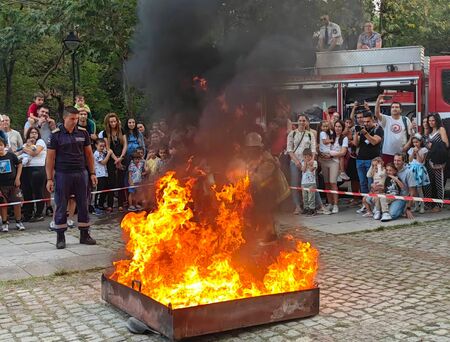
63;32;81;103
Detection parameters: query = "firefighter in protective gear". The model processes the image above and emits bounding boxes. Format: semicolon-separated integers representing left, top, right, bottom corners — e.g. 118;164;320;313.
228;132;290;244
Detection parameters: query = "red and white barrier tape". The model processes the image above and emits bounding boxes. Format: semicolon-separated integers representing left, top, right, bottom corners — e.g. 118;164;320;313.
1;182;448;207
0;183;151;208
290;186;450;205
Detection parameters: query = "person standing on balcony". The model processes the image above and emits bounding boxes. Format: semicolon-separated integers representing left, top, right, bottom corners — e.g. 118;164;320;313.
318;15;343;51
357;22;382;49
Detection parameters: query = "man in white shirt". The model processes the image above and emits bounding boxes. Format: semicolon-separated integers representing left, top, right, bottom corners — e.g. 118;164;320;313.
1;115;23;152
318;15;344;51
375;95;413;164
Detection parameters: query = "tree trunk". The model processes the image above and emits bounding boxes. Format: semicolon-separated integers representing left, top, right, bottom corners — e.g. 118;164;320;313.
3;59;15;113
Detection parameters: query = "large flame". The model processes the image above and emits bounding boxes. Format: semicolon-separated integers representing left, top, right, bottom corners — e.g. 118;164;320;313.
112;172;318;309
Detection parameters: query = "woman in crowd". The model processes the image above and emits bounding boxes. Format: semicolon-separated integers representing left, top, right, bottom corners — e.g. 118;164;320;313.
423;113;449;212
100;113;128;212
20;127;47;221
286;114;316;215
344;118;361;205
319;120;349;214
125;118;146;161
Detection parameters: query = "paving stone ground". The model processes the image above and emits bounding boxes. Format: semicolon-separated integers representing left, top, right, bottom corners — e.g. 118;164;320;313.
0;212;449;341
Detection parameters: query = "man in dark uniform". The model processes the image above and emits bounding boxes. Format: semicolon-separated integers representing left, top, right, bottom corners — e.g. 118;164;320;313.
46;107;98;249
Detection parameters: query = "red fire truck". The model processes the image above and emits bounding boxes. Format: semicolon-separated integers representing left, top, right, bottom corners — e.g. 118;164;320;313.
261;46;450;129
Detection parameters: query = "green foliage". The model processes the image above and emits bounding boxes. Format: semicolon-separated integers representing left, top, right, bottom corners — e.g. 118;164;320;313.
0;0;448;131
380;0;450;54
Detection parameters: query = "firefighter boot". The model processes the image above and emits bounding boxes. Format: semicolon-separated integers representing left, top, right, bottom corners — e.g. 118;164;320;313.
80;229;96;245
56;231;66;249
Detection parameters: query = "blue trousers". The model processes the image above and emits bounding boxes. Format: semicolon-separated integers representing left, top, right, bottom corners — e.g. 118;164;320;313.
54;170;90;231
356;159;373;194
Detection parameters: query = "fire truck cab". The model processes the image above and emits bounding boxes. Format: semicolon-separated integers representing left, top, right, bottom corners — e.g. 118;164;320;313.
262;46;450;130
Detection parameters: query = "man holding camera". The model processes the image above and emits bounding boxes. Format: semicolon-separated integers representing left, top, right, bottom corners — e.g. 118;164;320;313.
23;105;56;145
353;111;384;195
375;95;413;164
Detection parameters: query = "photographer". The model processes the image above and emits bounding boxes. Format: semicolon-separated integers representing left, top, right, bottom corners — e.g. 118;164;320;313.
23;105;56;145
353;112;384;210
375;95;413;164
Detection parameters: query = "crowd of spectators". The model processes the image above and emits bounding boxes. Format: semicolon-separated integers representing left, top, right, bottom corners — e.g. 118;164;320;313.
277;96;449;221
0;92;177;232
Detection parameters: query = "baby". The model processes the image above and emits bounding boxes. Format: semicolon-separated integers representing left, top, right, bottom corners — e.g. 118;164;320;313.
17;138;36;166
362;157;386;217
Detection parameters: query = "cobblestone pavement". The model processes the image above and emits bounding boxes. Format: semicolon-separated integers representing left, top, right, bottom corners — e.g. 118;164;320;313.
0;218;449;341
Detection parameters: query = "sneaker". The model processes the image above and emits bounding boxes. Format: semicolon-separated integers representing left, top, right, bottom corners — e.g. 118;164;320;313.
373;211;381;220
293;207;301;215
49;220;55;231
419;206;425;214
67;219;75;229
381;212;392;222
128;206;137;212
93;208;104;216
331;205;339;214
339;172;350;181
1;222;8;232
136;204;143;211
317;207;331;215
16;221;25;231
30;216;45;222
362;212;373;218
356;206;367;214
309;209;317;216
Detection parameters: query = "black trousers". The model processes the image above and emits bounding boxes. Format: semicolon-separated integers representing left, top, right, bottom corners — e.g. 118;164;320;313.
95;177;108;209
106;161;125;208
21;166;46;218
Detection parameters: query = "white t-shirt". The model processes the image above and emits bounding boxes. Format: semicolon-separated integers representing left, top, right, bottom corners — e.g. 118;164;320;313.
380;114;412;155
301;160;317;185
330;136;348;162
407;147;428;165
27;139;47;167
319;131;331;154
94;150;108;178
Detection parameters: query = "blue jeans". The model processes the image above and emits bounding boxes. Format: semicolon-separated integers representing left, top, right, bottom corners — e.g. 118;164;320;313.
290;161;302;208
389;200;406;220
356;159;373;194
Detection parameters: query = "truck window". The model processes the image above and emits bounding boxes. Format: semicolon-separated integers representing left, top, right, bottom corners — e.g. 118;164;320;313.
443;70;450;105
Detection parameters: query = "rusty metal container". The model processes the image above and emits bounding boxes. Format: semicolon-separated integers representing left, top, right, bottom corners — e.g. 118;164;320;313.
101;271;319;341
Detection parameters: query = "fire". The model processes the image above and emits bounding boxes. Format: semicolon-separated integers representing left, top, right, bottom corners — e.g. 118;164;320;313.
111;172;318;309
193;76;208;91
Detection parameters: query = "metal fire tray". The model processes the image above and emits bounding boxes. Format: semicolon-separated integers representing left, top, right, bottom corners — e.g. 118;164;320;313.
101;271;319;341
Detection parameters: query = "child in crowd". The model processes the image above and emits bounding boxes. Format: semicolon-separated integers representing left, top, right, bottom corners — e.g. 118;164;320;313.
158;147;170;170
362;157;386;217
407;133;430;213
26;92;44;124
145;147;162;180
301;148;317;216
375;163;404;222
0;138;25;232
17;137;37;166
128;150;146;211
319;120;333;155
93;139;112;214
74;95;91;114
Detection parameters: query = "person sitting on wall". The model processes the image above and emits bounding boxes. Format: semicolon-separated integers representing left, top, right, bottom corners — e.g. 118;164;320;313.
357;22;382;49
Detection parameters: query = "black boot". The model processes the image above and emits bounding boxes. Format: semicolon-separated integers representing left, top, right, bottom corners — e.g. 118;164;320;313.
80;229;96;245
56;231;66;249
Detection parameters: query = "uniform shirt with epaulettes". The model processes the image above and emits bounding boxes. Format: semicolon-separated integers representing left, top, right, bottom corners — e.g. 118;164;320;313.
48;126;91;173
319;22;343;47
